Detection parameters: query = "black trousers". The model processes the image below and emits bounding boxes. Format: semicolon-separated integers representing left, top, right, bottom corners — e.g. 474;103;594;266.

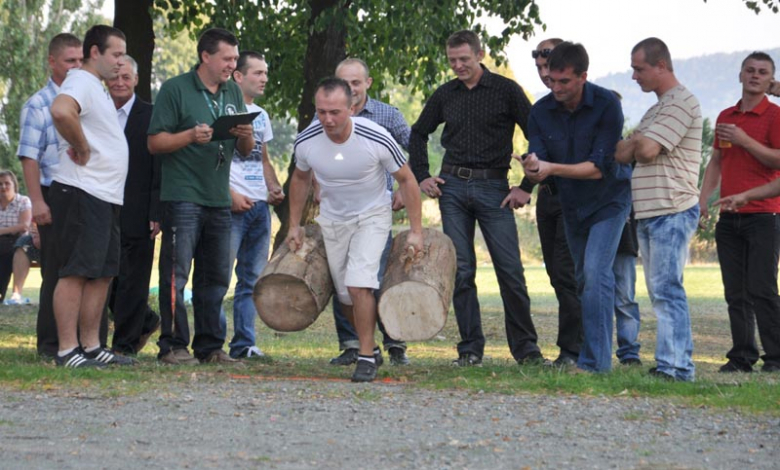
109;233;159;354
0;235;17;301
36;185;107;357
716;212;780;368
536;188;583;359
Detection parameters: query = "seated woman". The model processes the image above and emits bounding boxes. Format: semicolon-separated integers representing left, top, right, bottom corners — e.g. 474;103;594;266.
5;226;39;305
0;170;31;303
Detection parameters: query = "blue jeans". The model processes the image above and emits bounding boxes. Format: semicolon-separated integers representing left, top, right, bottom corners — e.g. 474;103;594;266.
438;173;539;361
637;204;699;381
614;253;641;361
157;202;232;359
331;232;406;351
218;202;271;358
563;210;628;372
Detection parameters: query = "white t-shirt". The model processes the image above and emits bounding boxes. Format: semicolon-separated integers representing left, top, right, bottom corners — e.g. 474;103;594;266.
229;103;273;202
294;116;405;221
53;69;129;205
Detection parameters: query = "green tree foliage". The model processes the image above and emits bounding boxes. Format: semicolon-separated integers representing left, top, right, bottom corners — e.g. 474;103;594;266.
0;0;106;184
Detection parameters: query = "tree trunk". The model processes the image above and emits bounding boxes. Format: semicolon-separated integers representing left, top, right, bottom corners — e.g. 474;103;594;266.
378;229;457;341
114;0;155;103
254;224;333;331
272;0;347;251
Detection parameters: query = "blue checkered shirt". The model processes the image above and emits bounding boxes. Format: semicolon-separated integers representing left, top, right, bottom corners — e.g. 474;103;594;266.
356;98;411;191
16;79;61;187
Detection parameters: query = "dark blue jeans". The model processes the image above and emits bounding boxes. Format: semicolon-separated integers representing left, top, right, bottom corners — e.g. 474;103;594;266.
438;173;539;361
158;202;231;359
331;231;406;351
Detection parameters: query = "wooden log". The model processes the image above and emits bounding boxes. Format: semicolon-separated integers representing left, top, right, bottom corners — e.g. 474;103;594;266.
378;228;456;341
254;224;333;331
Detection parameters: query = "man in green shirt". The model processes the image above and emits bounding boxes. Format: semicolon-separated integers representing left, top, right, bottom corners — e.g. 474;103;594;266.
148;28;254;365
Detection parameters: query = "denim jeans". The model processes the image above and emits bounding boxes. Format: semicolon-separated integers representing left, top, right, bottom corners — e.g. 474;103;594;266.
158;201;231;359
563;210;628;372
613;252;641;361
637;204;699;381
218;202;272;358
716;212;780;369
331;231;406;351
537;188;582;359
438;173;539;361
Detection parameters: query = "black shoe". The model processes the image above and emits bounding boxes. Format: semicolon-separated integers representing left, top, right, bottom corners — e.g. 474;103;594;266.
648;367;676;381
55;348;106;369
374;347;384;367
762;363;780;373
718;361;753;373
518;351;551;366
620;358;643;366
330;348;358;366
351;359;378;382
388;347;410;366
452;353;482;367
553;354;577;367
84;347;137;366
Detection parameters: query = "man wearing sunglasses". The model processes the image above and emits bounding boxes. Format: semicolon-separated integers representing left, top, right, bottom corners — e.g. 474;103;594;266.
148;28;254;366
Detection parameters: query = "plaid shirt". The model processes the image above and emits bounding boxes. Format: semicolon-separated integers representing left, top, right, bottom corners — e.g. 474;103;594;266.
356;98;411;192
16;78;61;187
0;194;31;231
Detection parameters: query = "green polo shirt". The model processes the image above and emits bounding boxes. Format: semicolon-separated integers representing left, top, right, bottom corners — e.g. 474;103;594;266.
148;66;247;207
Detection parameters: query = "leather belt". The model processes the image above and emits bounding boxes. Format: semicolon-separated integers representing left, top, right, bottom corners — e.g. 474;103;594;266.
441;163;508;180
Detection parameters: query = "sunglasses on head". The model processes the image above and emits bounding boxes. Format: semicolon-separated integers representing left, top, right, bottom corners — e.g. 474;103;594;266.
532;48;552;59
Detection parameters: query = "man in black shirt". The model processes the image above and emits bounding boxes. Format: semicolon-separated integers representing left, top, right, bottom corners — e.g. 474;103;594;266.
409;30;544;366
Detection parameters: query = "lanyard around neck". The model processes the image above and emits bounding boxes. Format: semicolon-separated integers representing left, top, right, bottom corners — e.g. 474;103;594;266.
201;90;224;121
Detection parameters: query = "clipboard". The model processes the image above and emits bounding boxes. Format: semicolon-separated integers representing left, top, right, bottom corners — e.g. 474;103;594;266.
210;111;261;141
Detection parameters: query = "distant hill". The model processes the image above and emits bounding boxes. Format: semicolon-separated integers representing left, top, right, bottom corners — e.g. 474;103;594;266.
536;48;780;126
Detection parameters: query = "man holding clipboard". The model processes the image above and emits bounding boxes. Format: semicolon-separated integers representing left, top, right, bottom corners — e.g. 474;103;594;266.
148;28;254;366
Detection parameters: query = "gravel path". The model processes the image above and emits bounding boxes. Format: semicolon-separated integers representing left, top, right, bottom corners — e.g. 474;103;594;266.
1;375;778;470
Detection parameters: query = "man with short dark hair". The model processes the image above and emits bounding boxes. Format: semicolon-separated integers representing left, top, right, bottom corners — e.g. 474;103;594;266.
287;78;423;382
616;37;702;382
326;57;411;367
409;30;543;367
17;32;83;358
522;42;631;373
223;50;283;360
700;51;780;374
106;55;161;355
148;28;254;366
49;25;134;368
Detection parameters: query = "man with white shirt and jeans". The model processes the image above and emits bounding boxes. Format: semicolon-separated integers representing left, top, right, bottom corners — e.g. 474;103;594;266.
49;25;134;368
222;51;284;359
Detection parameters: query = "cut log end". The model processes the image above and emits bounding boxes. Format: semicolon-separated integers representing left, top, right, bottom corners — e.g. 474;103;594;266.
378;281;447;341
255;274;320;332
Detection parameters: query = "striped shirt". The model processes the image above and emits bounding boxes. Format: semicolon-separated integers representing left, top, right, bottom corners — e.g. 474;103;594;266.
294;117;405;222
16;79;61;187
631;85;702;219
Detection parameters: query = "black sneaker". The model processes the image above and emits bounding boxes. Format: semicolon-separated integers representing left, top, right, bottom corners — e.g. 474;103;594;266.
648;367;676;381
719;361;753;373
330;348;358;366
518;351;551;366
452;353;482;367
373;348;384;367
761;363;780;373
620;358;643;366
388;347;410;366
84;347;137;366
351;359;378;382
55;348;106;369
553;354;577;367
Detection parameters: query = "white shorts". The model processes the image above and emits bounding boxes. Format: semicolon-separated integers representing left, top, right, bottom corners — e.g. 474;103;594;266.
317;205;392;305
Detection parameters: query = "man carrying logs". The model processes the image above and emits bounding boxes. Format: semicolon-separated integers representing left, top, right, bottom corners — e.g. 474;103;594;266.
286;77;423;383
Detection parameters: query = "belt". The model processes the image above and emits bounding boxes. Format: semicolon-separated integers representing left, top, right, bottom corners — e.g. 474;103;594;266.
440;163;508;180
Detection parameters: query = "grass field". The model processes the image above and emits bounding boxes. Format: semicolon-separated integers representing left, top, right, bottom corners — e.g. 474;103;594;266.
1;265;778;414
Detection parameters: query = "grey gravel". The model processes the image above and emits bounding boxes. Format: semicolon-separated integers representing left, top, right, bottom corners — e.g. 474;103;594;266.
1;377;778;470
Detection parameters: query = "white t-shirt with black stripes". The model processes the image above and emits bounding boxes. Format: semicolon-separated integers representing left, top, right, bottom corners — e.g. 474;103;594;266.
294;116;405;222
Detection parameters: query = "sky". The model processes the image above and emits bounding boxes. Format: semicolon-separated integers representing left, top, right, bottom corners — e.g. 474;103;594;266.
103;0;779;93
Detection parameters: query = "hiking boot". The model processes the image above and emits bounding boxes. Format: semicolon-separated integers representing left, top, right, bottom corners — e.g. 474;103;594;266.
620;358;643;366
201;349;245;367
518;351;551;366
388;347;410;366
84;347;136;366
159;348;200;366
55;348;106;369
330;348;358;366
718;361;753;373
351;359;378;383
452;353;482;367
135;315;161;353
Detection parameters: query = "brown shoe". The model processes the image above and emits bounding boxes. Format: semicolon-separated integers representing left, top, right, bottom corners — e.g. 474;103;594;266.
201;349;245;367
135;316;161;353
159;348;200;366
